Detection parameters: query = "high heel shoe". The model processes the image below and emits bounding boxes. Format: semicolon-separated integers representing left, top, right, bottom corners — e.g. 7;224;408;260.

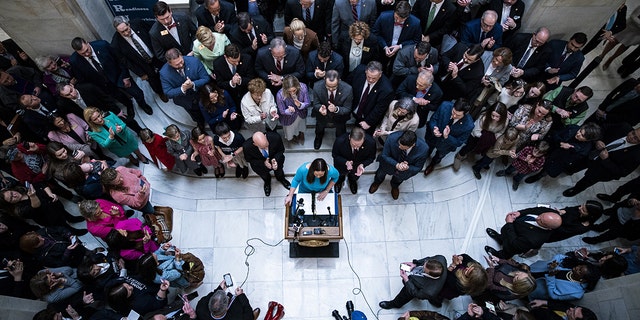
264;301;277;320
273;303;284;320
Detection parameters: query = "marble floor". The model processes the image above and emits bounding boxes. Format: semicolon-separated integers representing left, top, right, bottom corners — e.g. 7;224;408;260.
69;49;640;320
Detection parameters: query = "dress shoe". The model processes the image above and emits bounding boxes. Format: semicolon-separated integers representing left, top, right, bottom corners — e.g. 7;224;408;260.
140;103;154;115
391;187;399;200
485;228;503;245
194;167;203;176
519;249;539;258
252;308;260;320
313;137;322;150
66;213;85;223
335;180;343;193
139;156;150;164
484;245;501;258
472;167;482;180
235;166;242;178
423;164;435;176
348;179;358;194
496;169;507;177
512;179;520;191
524;171;545;183
596;193;618;203
582;236;601;244
69;227;88;236
279;179;291;189
452;152;465;171
378;301;395;310
159;94;169;103
563;187;580;197
129;155;140;167
200;164;209;175
369;182;381;194
242;166;249;179
264;183;271;197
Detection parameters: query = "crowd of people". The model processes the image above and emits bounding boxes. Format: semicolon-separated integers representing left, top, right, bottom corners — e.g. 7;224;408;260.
1;0;640;319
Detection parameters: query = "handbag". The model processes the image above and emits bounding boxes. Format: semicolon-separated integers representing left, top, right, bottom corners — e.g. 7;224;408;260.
181;252;205;284
143;206;174;243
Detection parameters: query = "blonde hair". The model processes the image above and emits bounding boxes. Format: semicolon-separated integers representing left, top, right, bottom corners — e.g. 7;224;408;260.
455;261;488;296
349;21;370;39
83;107;104;132
163;124;180;139
500;272;536;297
196;26;215;47
289;18;306;34
282;75;301;98
247;78;266;95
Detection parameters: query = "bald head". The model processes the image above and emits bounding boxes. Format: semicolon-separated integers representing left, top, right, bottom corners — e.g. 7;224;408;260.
536;212;562;229
532;27;550;47
252;132;269;149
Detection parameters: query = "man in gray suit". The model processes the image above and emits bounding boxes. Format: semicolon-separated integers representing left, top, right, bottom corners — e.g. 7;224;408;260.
311;70;353;150
331;0;377;48
392;41;439;86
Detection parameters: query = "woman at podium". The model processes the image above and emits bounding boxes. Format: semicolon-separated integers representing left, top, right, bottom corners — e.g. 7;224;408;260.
284;158;339;206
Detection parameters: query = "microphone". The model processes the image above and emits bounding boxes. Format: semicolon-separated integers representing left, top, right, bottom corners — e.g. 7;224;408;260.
345;301;354;319
332;310;343;320
311;192;317;221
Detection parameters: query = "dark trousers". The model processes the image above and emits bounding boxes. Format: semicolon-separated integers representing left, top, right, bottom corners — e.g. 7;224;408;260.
592;215;623;242
473;155;495;171
147;73;164;96
252;163;286;185
373;168;405;188
389;285;416;308
610;176;640;200
504;165;526;183
120;81;148;110
315;117;347;140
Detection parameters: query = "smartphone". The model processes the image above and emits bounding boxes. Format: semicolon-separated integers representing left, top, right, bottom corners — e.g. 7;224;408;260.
485;301;496;313
223;273;233;287
1;258;12;271
400;263;412;272
24;181;30;189
614;248;621;255
139;179;145;187
72;150;79;158
302;230;312;236
70;236;78;245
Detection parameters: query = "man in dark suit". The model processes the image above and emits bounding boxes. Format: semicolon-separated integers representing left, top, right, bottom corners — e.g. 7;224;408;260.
311;70;353;149
436;43;485;101
582;2;627;55
544;32;587;90
397;70;443;128
480;0;525;41
350;61;394;135
332;127;376;194
484;209;562;259
159;48;210;130
305;41;344;84
583;192;640;244
391;41;438;86
149;1;197;62
587;78;640;127
372;1;421;68
423;99;474;176
0;67;52;119
331;0;377;48
213;43;256;108
111;16;167;102
460;10;503;51
369;130;428;200
242;131;291;196
229;12;274;58
506;27;551;82
563;125;640;197
70;37;153;116
195;0;238;35
412;0;457;47
529;299;598;320
254;38;305;92
284;0;332;41
17;94;56;141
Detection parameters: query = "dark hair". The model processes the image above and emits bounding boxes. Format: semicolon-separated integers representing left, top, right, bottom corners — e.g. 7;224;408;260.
164;48;181;61
394;1;411;18
105;228;145;252
571;32;588;45
415;41;431;55
599;254;628;279
583;200;603;223
32;307;59;320
61;162;86;187
136;253;160;285
199;83;225;113
528;100;552;120
139;128;154;142
101;168;127;193
325;69;339;81
317;41;332;58
306;158;329;185
46;141;70;161
237;12;251;30
153;1;171;17
579;307;597;320
481;102;508;130
214;122;231;136
577;86;594;99
581;263;601;291
579;122;602;141
107;282;132;315
453;98;471;113
466;44;485;58
534;140;550;153
398;131;417;147
224;43;241;59
191;127;207;142
71;37;86;51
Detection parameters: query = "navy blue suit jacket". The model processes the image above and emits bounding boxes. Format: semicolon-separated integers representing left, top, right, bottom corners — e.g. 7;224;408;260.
305;51;344;82
159;56;210;108
377;131;429;180
460;18;503;50
372;11;422;50
425;101;474;153
254;46;305;82
70;40;129;89
397;75;443;112
545;39;585;83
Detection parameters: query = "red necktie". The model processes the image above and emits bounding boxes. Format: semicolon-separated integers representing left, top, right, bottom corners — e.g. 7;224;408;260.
394;22;403;26
167;23;177;29
329;91;335;103
357;84;370;118
352;5;358;21
276;60;282;73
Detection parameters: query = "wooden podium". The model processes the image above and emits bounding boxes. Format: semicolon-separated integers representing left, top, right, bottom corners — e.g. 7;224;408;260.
284;193;343;258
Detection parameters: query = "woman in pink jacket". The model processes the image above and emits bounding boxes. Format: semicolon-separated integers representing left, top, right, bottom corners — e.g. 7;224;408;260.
78;199;127;240
100;166;153;214
105;218;159;261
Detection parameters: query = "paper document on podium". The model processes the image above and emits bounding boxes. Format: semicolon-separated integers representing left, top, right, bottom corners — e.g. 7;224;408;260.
296;193;336;215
